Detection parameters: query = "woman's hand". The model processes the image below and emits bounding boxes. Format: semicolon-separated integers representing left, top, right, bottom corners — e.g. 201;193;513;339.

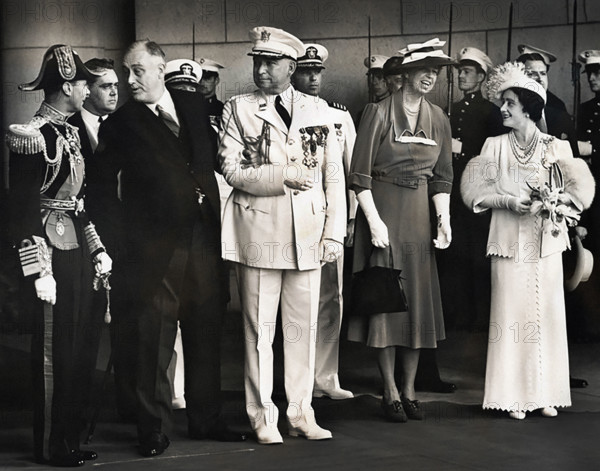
433;214;452;249
369;217;389;248
508;196;532;215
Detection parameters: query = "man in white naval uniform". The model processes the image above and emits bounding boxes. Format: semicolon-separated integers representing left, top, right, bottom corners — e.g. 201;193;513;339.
292;43;356;400
219;27;346;445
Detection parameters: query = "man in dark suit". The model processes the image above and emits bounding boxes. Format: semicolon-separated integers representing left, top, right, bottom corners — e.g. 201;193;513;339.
85;40;245;458
68;58;135;423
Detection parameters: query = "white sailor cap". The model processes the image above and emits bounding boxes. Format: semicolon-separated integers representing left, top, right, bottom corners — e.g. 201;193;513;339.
297;43;328;69
248;26;305;60
198;58;225;74
517;44;557;65
579;50;600;70
164;59;202;86
364;55;390;73
456;47;494;74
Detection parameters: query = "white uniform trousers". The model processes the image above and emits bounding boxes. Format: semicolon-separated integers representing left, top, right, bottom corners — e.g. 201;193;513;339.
314;255;344;391
236;264;321;431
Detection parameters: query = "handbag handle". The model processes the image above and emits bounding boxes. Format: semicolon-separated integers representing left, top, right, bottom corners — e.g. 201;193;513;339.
366;245;395;270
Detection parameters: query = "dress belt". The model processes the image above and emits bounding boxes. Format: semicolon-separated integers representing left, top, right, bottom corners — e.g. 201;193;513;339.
371;174;423;189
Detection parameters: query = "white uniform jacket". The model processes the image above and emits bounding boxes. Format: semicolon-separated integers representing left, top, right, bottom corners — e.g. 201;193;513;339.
326;103;358;220
219;87;347;270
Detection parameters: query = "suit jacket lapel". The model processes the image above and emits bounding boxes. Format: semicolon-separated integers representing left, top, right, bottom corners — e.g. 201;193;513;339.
254;90;289;135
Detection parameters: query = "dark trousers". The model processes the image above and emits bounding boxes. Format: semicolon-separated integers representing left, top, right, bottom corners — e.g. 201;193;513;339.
135;225;224;440
32;245;95;462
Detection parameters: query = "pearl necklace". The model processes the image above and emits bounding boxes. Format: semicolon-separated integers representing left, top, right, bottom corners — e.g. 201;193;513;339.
509;128;539;164
403;96;422;116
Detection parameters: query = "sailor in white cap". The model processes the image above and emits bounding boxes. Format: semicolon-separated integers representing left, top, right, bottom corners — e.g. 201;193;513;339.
219;27;346;444
577;50;600;161
575;50;600;337
517;44;579;156
164;58;202;92
292;43;356;401
197;58;225;127
364;54;391;103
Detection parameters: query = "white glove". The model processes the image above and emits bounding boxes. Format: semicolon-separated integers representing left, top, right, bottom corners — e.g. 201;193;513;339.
356;190;389;248
94;251;112;275
432;193;452;249
321;239;343;265
35;275;56;305
578;141;593;157
451;138;463;154
434;214;452;249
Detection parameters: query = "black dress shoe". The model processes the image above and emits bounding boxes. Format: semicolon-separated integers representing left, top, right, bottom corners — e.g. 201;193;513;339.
48;451;85;467
415;380;457;393
380;400;407;423
400;395;424;420
73;450;98;461
139;432;170;457
189;421;247;442
570;376;589;388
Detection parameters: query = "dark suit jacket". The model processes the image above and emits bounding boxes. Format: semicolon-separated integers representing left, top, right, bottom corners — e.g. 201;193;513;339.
86;89;221;302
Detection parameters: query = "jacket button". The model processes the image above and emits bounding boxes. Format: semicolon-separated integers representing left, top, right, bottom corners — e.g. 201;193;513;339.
290;156;297;161
293;190;299;195
288;139;295;145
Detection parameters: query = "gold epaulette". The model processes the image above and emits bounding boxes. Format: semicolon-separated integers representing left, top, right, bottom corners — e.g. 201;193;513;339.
5;116;46;155
327;101;348;112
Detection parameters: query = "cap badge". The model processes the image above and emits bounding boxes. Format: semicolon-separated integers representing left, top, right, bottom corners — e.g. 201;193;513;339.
307;47;317;59
199;58;205;64
54;45;76;81
261;30;271;42
371;56;376;62
180;63;193;75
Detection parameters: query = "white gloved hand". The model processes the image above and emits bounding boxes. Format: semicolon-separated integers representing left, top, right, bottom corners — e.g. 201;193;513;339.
94;251;112;275
451;138;463;154
433;214;452;249
321;239;344;265
578;141;593;157
35;274;56;305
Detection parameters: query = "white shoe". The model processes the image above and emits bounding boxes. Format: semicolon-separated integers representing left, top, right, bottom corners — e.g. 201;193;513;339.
541;407;558;417
255;426;283;445
509;411;526;420
313;387;354;400
287;419;332;440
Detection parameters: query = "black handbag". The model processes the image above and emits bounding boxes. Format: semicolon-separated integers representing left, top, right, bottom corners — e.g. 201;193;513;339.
350;248;408;317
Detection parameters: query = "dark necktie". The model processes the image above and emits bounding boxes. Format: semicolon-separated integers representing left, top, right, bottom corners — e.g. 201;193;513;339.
275;95;291;129
156;104;180;137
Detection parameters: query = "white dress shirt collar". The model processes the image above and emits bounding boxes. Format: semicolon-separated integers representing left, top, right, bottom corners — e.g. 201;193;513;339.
146;88;180;126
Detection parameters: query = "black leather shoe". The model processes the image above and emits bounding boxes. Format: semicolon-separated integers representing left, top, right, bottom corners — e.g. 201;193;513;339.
189;421;247;442
570;376;589;388
139;432;170;457
400;395;424;420
415;380;457;393
48;451;85;467
73;450;97;461
380;400;407;423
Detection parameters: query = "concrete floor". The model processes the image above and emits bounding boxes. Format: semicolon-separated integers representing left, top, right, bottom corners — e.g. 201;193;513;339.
1;311;599;470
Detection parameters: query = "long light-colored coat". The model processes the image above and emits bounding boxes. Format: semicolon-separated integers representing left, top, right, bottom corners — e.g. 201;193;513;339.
219;87;346;270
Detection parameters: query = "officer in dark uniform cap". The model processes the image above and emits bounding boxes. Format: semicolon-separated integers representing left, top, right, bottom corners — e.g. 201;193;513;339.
5;44;112;467
578;50;600;167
